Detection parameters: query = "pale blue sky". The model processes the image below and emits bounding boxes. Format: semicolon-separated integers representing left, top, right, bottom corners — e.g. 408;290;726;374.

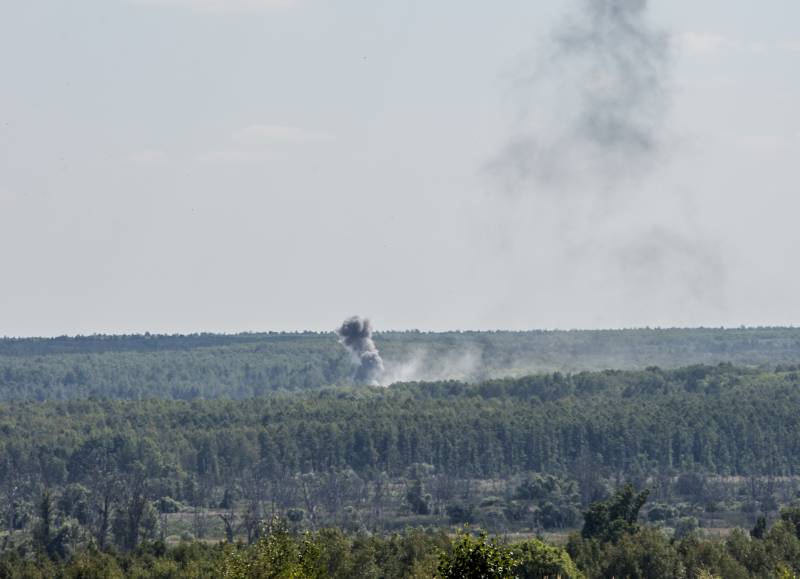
1;0;799;335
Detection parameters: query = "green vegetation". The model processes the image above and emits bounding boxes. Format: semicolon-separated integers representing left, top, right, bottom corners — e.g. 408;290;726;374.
0;366;798;547
437;530;517;579
3;327;800;400
4;328;800;575
7;500;800;577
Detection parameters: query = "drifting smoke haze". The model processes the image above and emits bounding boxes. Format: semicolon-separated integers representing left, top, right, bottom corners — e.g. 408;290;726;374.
337;316;385;385
487;0;726;316
336;322;486;386
491;0;669;193
558;2;666;157
382;348;484;385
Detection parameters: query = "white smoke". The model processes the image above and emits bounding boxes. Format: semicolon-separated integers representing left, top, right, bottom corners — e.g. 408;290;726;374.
382;348;483;385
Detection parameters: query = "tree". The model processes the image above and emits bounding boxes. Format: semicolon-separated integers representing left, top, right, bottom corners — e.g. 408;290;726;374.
674;517;699;540
582;483;650;543
406;480;430;515
603;527;682;579
513;539;584;579
751;516;767;539
437;529;517;579
217;516;321;579
781;506;800;538
32;490;70;561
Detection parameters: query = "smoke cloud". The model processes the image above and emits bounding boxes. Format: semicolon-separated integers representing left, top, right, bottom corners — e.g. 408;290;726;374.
382;347;484;385
337;316;385;385
484;0;727;316
491;0;670;196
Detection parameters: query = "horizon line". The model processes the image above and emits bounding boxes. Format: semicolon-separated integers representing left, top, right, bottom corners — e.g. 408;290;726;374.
2;324;798;341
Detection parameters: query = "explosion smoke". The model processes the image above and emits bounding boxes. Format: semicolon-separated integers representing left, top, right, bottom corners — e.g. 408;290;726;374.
491;0;670;195
484;0;726;314
337;316;385;385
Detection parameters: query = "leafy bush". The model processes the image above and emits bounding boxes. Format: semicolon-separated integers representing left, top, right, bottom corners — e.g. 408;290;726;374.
437;530;517;579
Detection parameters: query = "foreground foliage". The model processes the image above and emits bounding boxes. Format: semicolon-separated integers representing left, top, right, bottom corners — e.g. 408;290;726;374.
437;530;518;579
0;521;583;578
7;505;800;578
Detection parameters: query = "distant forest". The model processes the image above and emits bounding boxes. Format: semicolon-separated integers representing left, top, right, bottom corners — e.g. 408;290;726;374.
3;365;800;542
2;327;800;400
5;329;800;577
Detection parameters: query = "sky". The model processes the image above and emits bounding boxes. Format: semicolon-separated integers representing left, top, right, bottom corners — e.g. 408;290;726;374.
1;0;799;336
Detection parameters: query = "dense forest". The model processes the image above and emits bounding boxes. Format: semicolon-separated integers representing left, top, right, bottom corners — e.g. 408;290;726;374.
2;327;800;400
7;480;800;577
5;364;800;486
4;328;800;577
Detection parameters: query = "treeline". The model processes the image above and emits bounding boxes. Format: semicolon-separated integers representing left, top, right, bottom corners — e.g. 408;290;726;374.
2;365;800;550
2;328;800;400
0;516;582;578
5;365;799;481
8;487;800;578
0;337;352;401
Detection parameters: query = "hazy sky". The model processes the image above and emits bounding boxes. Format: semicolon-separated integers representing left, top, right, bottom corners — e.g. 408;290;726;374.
1;0;799;336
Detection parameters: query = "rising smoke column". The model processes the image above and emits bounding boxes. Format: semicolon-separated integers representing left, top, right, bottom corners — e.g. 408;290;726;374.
337;316;385;385
491;0;670;196
486;0;726;313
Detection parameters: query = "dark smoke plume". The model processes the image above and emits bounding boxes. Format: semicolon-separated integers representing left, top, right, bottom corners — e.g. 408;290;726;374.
337;316;385;385
484;0;727;313
490;0;670;195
